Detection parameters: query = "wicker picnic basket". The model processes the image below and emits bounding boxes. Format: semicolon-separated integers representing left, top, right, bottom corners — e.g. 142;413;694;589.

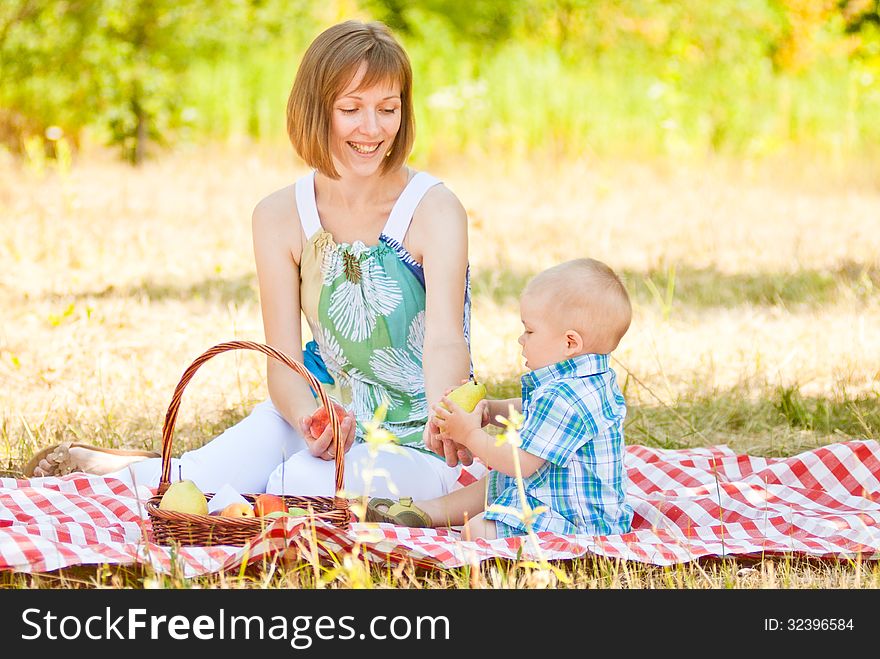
146;340;352;546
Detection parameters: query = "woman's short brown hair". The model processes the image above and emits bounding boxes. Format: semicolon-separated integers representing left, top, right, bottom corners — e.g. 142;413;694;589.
287;20;414;178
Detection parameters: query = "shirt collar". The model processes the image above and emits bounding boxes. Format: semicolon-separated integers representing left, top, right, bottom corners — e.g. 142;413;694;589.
521;353;609;391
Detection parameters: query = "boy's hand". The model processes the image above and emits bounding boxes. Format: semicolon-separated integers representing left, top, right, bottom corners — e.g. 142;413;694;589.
440;379;489;433
432;397;487;447
424;378;476;467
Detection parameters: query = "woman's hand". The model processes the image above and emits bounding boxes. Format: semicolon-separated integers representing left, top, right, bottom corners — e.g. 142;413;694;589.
480;400;491;428
424;415;474;467
298;409;356;461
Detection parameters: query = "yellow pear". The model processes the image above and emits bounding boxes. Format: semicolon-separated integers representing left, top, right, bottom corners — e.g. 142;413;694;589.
444;380;487;413
158;479;208;515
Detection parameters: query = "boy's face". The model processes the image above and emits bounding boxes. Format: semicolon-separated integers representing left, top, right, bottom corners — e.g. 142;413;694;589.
518;292;571;371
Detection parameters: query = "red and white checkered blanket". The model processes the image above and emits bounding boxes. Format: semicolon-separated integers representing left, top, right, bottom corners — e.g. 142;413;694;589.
2;440;878;576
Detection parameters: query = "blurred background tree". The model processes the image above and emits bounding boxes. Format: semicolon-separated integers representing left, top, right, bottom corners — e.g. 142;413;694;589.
0;0;308;163
1;0;878;164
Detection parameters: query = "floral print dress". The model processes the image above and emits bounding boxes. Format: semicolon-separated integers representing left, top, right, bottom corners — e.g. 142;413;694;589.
295;170;471;453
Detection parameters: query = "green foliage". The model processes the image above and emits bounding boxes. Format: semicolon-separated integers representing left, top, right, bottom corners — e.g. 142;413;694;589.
2;0;880;162
91;0;310;163
0;0;311;162
364;0;520;45
0;1;102;147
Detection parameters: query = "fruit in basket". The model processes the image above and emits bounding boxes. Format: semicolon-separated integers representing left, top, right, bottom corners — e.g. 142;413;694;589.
442;380;487;413
158;479;208;515
261;506;310;520
253;493;286;517
309;402;347;439
219;502;255;518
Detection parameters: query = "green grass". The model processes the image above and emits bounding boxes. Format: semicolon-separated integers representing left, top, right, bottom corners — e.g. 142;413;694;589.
473;263;880;310
35;259;880;318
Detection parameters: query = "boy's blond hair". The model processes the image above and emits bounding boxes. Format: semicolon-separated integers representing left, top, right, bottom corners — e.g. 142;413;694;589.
524;258;632;353
286;20;415;179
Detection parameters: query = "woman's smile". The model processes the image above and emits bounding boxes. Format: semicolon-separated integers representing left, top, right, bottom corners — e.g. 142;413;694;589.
347;140;382;156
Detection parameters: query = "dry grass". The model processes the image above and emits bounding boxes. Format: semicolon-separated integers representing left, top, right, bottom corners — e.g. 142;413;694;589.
2;555;879;590
1;144;878;587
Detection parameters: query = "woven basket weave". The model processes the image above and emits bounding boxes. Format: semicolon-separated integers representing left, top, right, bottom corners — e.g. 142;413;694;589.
146;340;351;546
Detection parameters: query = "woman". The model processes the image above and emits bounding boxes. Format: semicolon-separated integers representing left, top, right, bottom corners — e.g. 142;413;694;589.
26;20;483;500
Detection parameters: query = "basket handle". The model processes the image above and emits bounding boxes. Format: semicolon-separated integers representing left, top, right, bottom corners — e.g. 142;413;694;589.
156;341;344;504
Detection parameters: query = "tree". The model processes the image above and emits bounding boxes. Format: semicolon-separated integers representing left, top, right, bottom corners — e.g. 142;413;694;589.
0;1;102;152
0;0;297;164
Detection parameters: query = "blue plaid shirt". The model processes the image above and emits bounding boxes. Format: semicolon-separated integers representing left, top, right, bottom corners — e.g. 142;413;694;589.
484;354;633;538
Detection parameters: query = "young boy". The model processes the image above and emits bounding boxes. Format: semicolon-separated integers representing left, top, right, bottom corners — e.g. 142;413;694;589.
367;258;634;539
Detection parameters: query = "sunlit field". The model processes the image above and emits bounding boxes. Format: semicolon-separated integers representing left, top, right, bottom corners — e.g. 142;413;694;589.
1;145;879;587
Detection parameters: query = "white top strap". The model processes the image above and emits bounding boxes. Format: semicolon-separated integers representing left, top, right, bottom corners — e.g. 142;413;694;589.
294;170;322;240
382;172;442;243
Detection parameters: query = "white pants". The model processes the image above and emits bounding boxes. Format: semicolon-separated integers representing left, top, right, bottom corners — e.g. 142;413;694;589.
109;399;484;499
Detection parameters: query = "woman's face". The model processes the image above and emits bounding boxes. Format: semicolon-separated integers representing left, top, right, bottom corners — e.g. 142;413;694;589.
330;61;402;177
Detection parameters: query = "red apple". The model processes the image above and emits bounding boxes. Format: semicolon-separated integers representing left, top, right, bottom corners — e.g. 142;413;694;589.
309;402;347;439
253;493;287;518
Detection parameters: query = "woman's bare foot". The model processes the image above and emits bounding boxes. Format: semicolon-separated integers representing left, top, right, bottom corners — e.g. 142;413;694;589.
27;443;159;477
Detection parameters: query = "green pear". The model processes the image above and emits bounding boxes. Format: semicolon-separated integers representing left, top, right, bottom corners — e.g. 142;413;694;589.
158;479;208;515
444;380;487;413
263;507;310;520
